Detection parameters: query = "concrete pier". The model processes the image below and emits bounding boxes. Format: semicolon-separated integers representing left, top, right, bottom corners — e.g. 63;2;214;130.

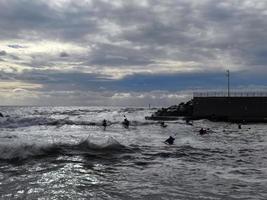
193;92;267;122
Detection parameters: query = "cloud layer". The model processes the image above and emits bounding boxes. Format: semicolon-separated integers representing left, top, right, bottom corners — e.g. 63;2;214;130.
1;0;267;105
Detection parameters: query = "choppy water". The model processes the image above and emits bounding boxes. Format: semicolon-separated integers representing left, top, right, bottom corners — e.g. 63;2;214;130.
0;106;266;200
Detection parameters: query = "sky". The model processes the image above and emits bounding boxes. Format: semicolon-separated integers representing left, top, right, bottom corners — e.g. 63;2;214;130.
1;0;267;106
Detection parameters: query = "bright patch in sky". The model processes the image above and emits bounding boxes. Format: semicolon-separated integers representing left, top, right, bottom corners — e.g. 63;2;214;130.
0;0;267;105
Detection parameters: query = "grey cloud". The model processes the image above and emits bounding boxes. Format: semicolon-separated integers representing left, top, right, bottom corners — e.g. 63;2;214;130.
8;44;27;49
0;0;99;41
9;54;21;60
87;43;154;66
2;69;108;91
1;0;267;69
0;50;7;56
60;52;69;57
1;0;267;105
0;88;190;106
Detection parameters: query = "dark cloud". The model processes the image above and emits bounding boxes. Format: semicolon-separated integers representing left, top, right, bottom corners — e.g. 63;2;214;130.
0;0;99;41
3;68;267;93
87;43;154;66
60;52;69;57
1;0;267;69
8;44;27;49
9;54;20;60
1;0;267;105
0;50;7;56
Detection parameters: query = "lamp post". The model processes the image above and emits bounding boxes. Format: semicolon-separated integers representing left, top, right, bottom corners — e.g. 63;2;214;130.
226;70;230;97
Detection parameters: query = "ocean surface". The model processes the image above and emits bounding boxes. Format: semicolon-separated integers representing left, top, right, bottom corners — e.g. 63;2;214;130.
0;106;266;200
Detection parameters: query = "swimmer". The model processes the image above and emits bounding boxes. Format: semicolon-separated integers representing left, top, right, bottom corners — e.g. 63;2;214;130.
102;119;107;130
160;121;167;128
122;116;130;128
199;128;207;135
164;136;175;145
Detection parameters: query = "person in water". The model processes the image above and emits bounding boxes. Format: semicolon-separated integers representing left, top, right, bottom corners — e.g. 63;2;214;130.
186;118;193;125
164;136;175;145
199;128;207;135
102;119;107;130
160;121;167;128
122;116;130;128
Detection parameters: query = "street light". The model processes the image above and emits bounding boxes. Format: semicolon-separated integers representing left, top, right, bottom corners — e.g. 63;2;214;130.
226;70;230;97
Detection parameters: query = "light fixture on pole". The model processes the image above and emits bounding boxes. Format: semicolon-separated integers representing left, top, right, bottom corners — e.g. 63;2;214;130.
226;70;230;97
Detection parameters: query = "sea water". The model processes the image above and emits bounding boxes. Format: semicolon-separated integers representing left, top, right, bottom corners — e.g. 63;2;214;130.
0;106;266;199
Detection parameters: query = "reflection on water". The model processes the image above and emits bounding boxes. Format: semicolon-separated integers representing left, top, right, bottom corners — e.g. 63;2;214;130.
0;107;267;199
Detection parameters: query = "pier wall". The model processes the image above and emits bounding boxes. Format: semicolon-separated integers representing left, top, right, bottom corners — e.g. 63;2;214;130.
193;97;267;121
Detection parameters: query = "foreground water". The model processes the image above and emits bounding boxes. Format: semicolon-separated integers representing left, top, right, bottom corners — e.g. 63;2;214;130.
0;106;266;199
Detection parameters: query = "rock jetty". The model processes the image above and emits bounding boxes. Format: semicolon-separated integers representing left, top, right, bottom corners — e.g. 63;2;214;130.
146;100;193;120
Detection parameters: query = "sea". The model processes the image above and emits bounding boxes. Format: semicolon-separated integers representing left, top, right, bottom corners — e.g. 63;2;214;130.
0;106;266;200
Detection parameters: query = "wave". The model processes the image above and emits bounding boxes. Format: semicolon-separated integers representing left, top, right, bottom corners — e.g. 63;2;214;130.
78;137;126;150
0;137;128;161
119;107;146;113
32;108;113;116
0;143;59;160
0;117;100;128
0;116;160;128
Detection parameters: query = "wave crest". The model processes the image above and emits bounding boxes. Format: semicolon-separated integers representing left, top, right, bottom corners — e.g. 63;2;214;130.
0;116;159;128
0;117;98;128
78;137;125;150
0;137;127;161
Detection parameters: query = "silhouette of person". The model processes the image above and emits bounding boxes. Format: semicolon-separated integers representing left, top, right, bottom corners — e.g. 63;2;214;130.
160;121;167;128
122;116;130;128
164;136;175;145
199;128;207;135
186;118;193;125
238;124;242;129
102;119;107;130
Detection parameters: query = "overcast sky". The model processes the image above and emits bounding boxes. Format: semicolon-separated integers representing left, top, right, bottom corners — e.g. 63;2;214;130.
1;0;267;106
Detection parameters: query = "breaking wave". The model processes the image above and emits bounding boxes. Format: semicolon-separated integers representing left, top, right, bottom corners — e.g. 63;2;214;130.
32;108;113;116
78;137;126;150
0;116;160;128
0;117;101;128
0;137;128;161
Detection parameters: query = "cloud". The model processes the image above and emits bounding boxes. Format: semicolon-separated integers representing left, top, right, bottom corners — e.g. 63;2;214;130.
1;0;267;105
8;44;27;49
0;50;7;56
0;87;191;106
60;51;69;57
1;0;265;73
0;81;42;90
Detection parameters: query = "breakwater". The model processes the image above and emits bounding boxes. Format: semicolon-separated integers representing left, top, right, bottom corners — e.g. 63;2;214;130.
193;96;267;122
147;93;267;122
